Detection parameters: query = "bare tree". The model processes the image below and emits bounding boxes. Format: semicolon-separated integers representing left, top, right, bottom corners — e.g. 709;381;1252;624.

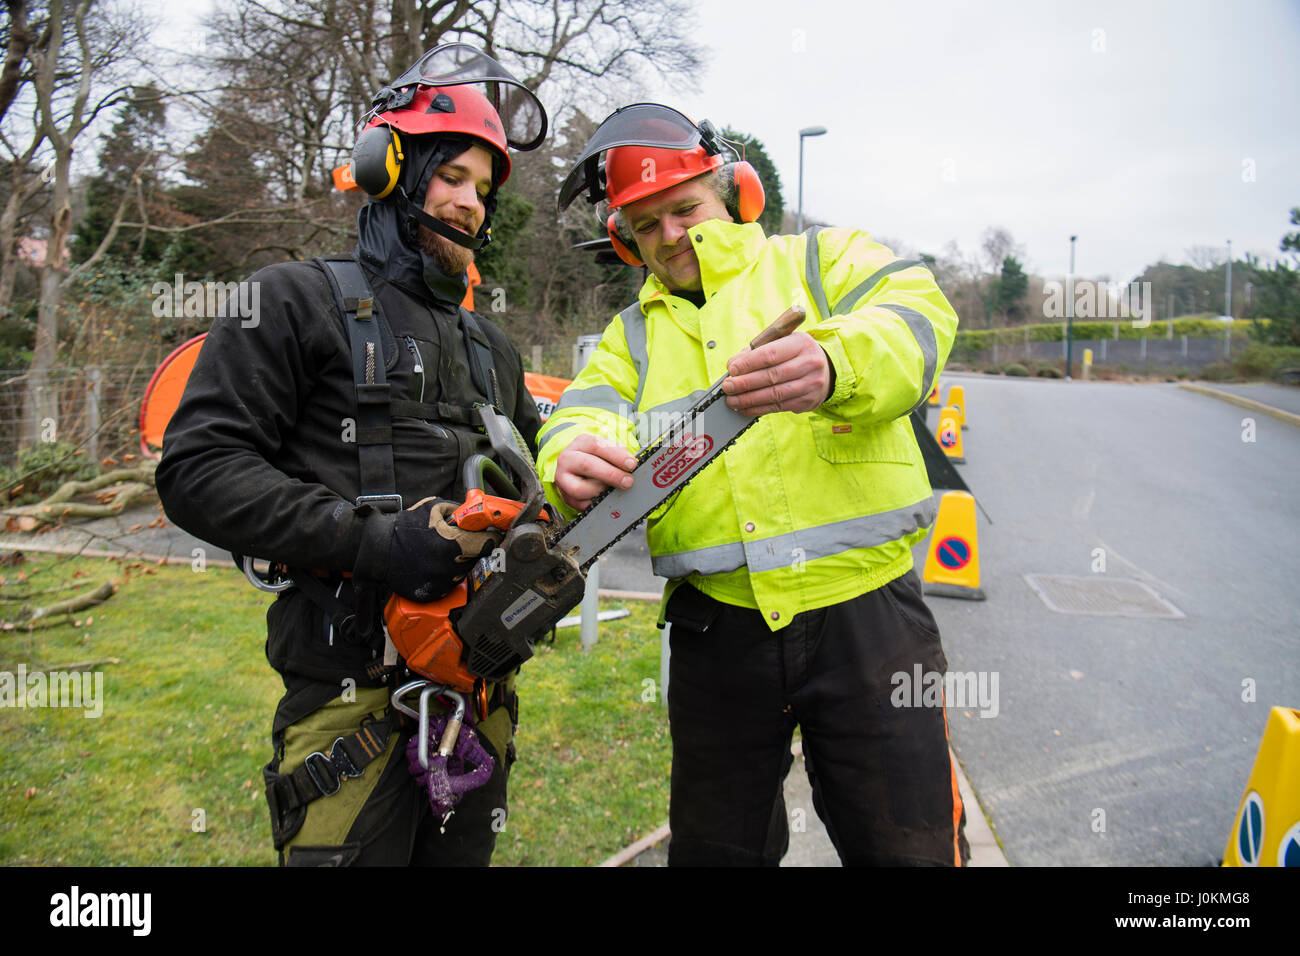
924;239;984;329
462;0;704;112
18;0;147;447
0;0;50;319
980;226;1022;278
1185;244;1227;271
0;0;38;126
157;0;705;287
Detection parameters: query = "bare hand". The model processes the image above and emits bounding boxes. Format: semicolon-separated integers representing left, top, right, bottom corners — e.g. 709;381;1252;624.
554;433;637;512
722;332;832;417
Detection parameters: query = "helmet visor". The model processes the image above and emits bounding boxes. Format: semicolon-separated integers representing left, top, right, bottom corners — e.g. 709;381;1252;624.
557;103;705;211
368;43;547;151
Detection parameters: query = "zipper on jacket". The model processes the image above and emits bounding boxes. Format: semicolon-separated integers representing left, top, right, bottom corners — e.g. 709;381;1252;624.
403;335;426;402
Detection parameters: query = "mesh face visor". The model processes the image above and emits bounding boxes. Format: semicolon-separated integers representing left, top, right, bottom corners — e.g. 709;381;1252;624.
366;42;547;151
557;103;709;212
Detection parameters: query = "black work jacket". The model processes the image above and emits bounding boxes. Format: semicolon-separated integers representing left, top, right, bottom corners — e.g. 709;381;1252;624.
156;258;540;682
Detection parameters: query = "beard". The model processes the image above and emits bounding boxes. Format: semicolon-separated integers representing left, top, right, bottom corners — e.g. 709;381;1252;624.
418;223;475;276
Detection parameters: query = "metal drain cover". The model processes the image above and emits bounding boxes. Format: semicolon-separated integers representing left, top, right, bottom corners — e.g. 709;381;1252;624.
1024;574;1185;619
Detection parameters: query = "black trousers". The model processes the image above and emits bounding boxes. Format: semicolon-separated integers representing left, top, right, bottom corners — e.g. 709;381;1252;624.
665;569;970;867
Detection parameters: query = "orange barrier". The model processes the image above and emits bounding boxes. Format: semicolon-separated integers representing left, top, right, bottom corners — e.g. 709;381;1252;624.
139;334;207;458
524;372;570;422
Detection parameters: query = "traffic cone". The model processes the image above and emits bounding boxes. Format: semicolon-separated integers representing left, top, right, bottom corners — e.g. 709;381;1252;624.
928;382;940;406
935;406;964;464
922;491;985;600
947;384;968;430
1223;706;1300;866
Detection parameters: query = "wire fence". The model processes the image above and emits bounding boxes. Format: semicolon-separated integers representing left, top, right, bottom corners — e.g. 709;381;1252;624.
0;334;584;473
0;364;159;469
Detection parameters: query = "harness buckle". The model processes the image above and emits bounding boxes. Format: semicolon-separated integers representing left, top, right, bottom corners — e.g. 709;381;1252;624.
356;494;403;513
304;737;364;796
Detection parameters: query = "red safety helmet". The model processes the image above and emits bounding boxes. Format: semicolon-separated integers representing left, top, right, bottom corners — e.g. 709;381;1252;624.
557;103;764;266
352;43;547;198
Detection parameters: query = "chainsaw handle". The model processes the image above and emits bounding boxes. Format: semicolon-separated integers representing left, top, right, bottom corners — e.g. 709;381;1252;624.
455;455;550;532
748;305;806;350
462;453;521;500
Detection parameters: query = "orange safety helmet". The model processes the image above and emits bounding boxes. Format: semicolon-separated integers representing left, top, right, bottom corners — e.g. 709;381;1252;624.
557;103;764;266
602;142;725;211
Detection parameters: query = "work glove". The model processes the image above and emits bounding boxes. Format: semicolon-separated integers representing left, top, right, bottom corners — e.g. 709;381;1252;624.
387;497;504;603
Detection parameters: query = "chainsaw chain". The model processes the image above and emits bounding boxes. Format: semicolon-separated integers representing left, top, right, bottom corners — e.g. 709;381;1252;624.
548;387;760;570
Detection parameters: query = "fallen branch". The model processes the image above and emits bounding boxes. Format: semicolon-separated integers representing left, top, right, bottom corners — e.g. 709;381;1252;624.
25;657;121;672
3;461;159;529
1;580;118;630
29;580;116;620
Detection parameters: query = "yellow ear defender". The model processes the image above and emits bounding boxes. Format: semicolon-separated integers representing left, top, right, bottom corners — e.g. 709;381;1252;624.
351;125;405;199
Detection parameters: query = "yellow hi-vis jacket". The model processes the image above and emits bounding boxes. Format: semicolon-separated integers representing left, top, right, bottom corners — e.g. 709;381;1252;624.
536;220;959;629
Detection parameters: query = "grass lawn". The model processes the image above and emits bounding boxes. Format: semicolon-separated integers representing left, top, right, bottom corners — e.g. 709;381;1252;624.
0;553;670;866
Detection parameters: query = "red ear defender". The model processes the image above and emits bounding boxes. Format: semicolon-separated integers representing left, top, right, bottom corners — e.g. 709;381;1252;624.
606;212;644;266
731;161;765;223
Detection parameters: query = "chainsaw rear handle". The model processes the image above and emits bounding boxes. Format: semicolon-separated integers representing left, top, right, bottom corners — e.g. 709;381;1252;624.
454;453;551;533
462;453;521;501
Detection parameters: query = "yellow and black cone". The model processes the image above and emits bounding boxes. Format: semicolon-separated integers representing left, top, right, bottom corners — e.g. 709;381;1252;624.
1223;706;1300;866
947;384;968;430
922;491;985;600
935;406;965;464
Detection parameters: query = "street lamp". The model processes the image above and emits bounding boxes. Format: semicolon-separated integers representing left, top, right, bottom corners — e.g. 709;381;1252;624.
797;126;827;233
1225;238;1233;318
1067;235;1077;380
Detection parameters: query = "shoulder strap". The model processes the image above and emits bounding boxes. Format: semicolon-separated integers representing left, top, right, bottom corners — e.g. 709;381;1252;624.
458;306;501;411
316;257;401;513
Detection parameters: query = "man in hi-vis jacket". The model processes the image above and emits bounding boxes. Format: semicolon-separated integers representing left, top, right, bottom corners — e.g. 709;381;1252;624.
539;103;969;867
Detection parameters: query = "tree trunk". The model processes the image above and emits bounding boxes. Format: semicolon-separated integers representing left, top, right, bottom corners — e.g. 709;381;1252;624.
23;172;70;448
0;159;46;321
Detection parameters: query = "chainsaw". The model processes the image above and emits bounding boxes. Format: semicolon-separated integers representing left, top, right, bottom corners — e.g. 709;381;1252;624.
383;305;807;705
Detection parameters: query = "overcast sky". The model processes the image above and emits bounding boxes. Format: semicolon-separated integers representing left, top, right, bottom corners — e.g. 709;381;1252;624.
645;0;1300;284
146;0;1298;285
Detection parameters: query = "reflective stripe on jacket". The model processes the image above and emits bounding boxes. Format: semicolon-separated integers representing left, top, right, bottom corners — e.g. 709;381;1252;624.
536;219;959;628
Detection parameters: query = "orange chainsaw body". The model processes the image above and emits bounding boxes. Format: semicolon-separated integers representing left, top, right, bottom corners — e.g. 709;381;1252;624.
384;582;477;694
382;491;534;695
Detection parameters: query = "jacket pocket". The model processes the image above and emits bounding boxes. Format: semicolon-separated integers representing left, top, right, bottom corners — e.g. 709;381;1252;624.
809;415;915;465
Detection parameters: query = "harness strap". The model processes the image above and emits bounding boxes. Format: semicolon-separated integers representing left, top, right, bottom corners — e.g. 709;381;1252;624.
265;712;398;847
317;257;401;513
389;398;480;425
459;306;499;409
